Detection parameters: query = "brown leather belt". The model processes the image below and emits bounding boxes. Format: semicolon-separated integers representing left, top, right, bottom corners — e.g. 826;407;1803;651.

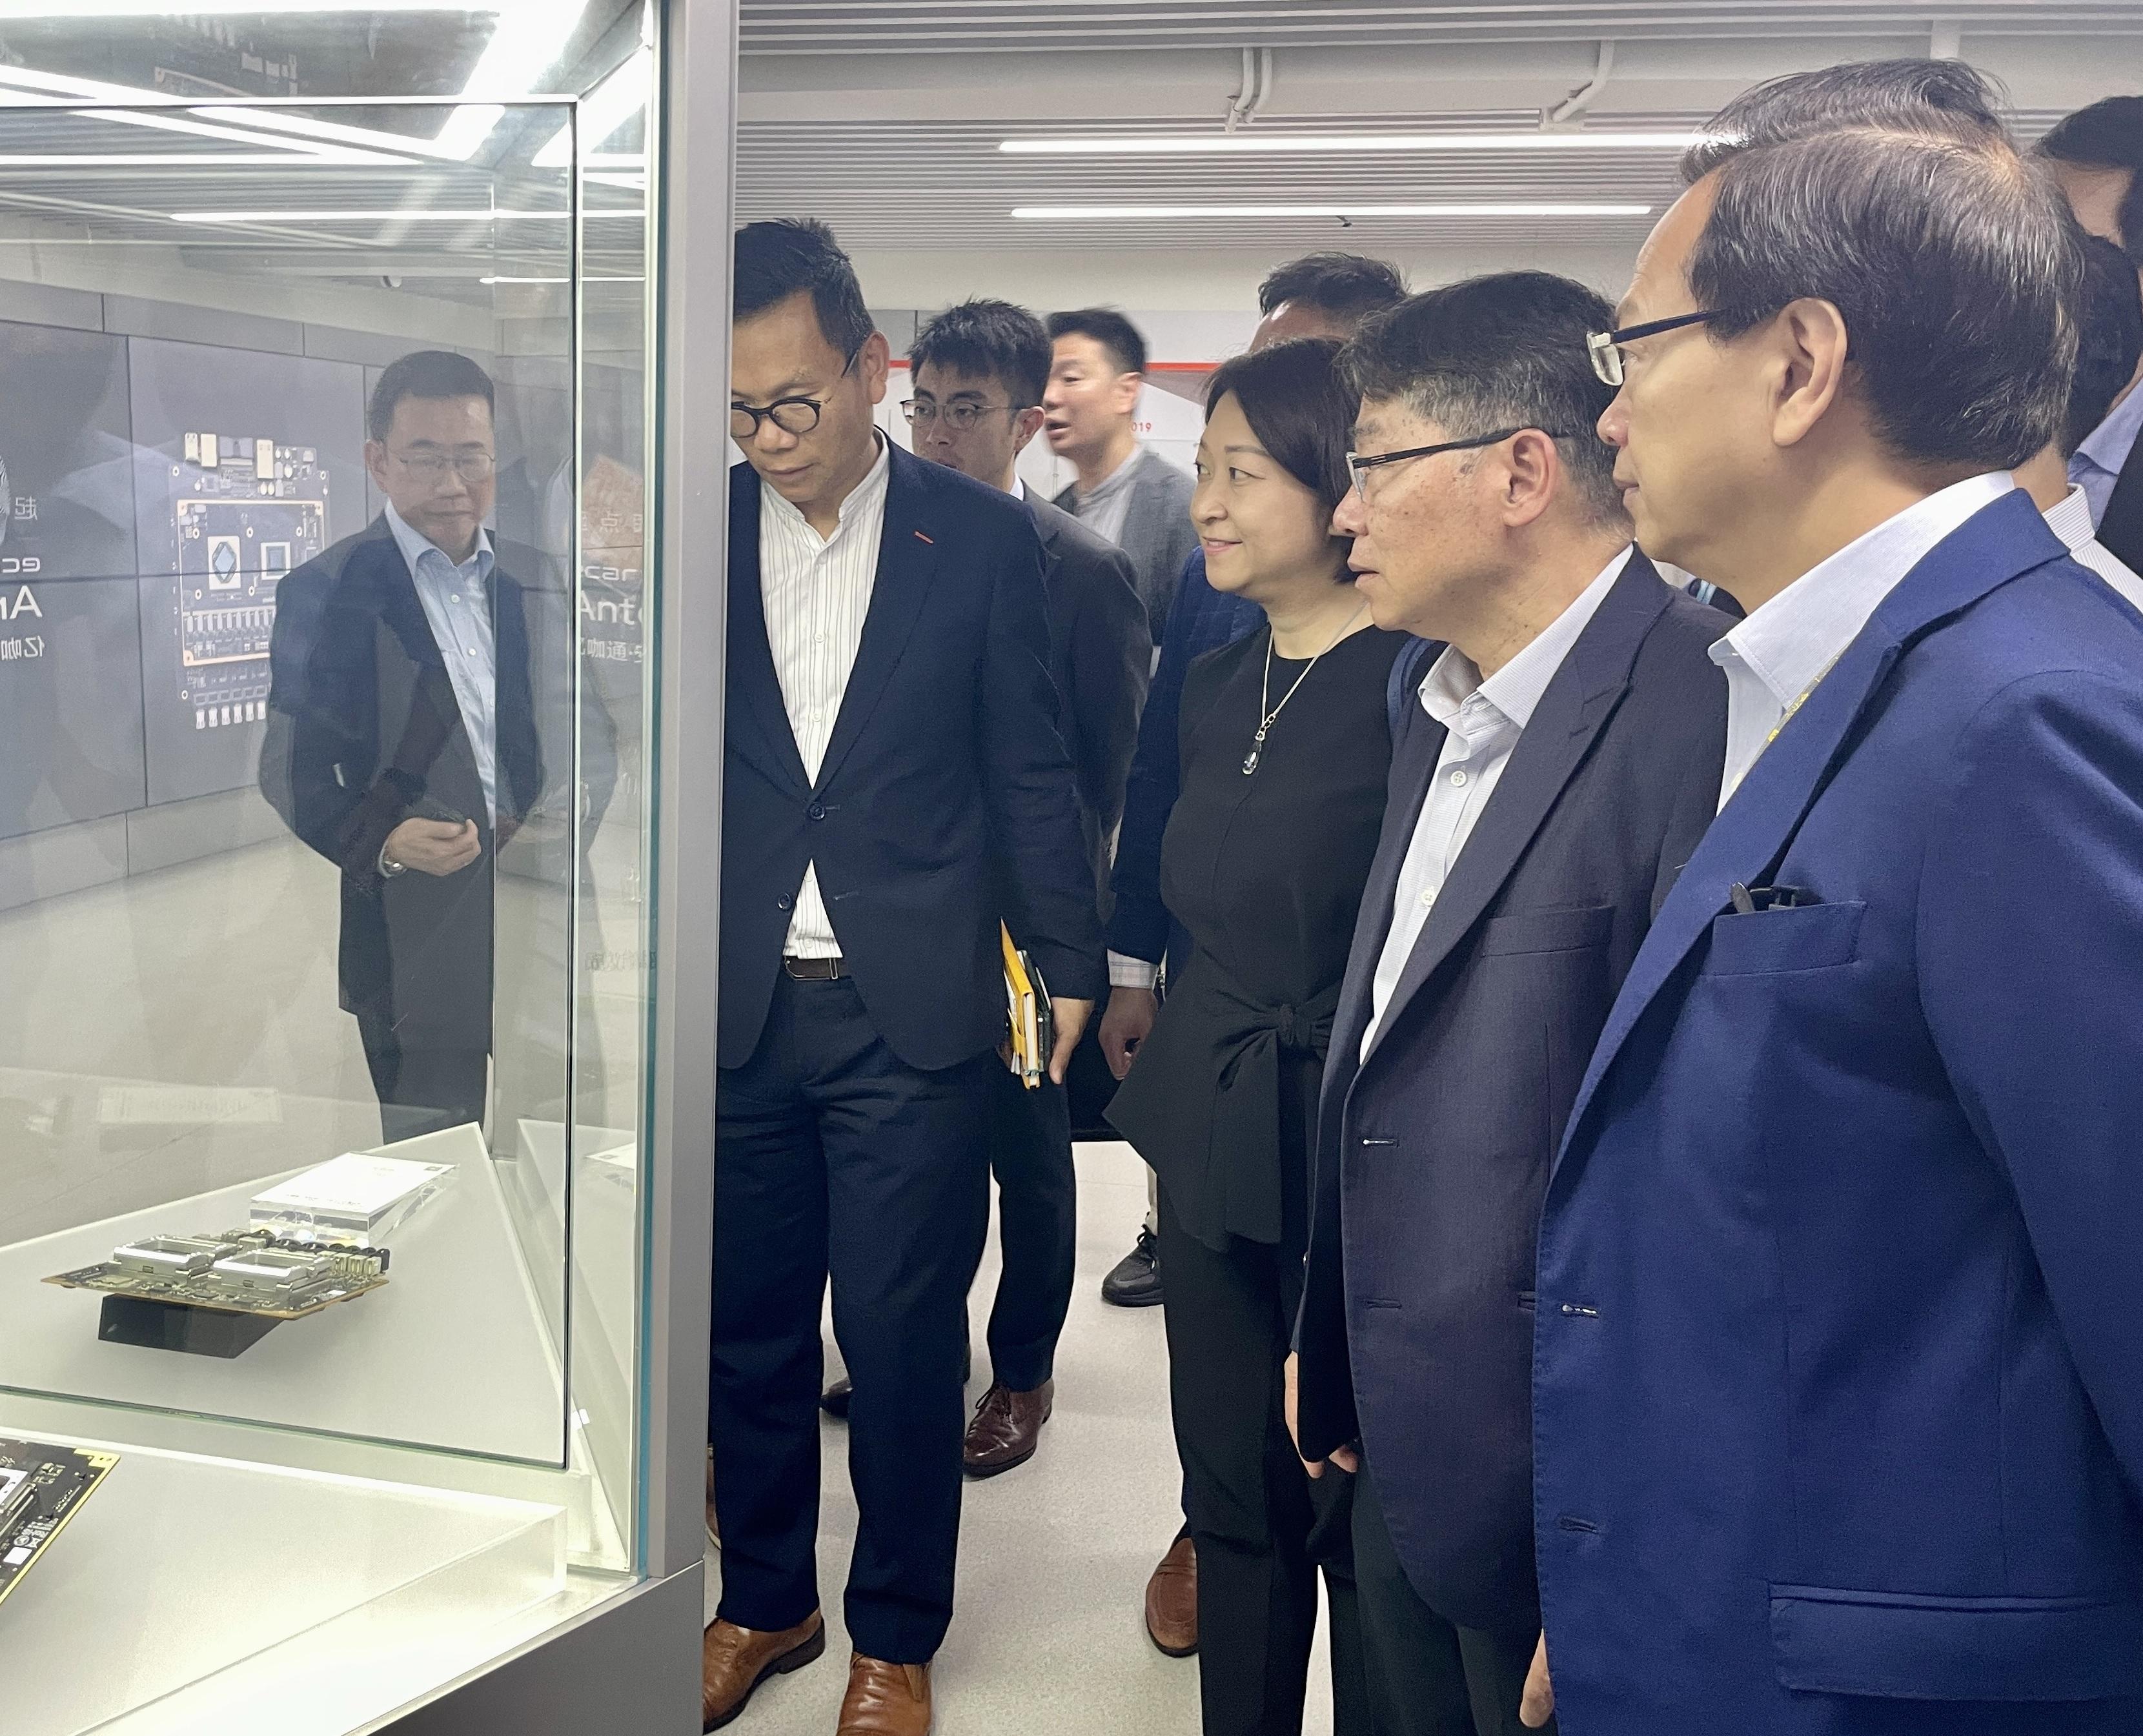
782;956;848;981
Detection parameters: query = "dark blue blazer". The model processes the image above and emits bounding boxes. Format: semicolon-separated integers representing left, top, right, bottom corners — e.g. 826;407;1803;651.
1535;491;2143;1733
720;448;1106;1073
1295;553;1727;1633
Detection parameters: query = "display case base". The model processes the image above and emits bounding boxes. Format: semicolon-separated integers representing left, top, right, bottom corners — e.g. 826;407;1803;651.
98;1294;281;1358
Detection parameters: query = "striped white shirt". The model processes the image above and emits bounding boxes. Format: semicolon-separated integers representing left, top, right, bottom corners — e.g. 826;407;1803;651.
761;435;892;956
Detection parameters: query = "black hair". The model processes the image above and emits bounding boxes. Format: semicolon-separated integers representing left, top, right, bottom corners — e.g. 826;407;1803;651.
2067;232;2143;456
367;350;494;442
1690;127;2080;471
1256;252;1407;325
1203;337;1357;561
733;218;875;357
1684;58;2006;183
910;298;1050;408
1045;307;1148;377
2038;96;2143;266
1341;271;1626;525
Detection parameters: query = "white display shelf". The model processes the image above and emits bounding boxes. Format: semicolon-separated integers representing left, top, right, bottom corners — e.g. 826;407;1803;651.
0;1429;570;1736
0;1126;563;1465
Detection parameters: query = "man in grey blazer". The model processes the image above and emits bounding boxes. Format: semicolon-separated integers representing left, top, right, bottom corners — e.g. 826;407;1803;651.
1044;307;1197;635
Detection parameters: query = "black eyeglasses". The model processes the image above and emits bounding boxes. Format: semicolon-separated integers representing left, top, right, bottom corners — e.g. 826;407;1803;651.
1345;427;1571;499
731;345;862;441
1587;310;1718;387
901;399;1028;432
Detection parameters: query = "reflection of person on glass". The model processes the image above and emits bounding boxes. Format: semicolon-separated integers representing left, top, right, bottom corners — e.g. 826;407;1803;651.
259;352;543;1142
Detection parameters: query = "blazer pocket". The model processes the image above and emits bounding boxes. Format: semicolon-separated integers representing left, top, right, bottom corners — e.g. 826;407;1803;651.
1704;900;1865;978
1479;903;1614;958
1770;1584;2143;1701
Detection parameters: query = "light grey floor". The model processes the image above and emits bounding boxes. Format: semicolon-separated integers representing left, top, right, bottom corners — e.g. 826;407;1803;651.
705;1138;1337;1736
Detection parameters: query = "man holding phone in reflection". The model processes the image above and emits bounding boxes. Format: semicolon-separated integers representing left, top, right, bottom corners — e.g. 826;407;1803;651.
261;350;545;1143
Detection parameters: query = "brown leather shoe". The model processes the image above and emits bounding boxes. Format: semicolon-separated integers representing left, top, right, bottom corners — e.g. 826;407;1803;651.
1144;1535;1198;1657
701;1612;824;1731
962;1379;1053;1477
837;1653;932;1735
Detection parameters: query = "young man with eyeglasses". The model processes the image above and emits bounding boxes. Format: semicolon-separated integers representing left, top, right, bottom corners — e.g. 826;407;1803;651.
261;349;549;1142
814;299;1149;1480
707;223;1104;1736
1277;274;1727;1736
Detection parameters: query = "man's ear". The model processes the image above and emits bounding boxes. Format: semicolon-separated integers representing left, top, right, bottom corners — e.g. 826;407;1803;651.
1117;370;1146;416
859;330;893;407
1769;298;1851;451
1011;405;1047;456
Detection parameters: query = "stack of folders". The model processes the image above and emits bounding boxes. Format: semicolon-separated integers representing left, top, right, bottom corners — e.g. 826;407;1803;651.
1001;923;1055;1091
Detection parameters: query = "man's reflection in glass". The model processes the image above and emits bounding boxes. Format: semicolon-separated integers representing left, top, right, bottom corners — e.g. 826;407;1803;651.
260;352;543;1142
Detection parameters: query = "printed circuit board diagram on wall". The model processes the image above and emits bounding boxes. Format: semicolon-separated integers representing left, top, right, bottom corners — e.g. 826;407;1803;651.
167;432;327;733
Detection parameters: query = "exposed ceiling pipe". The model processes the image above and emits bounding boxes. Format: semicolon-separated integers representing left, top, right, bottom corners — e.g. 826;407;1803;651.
1225;46;1274;134
1545;39;1616;128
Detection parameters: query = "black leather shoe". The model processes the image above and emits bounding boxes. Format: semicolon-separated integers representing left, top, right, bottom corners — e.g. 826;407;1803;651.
1101;1227;1163;1307
822;1346;971;1420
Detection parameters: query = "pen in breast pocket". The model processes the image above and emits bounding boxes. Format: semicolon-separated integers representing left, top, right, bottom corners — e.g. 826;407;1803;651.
1729;882;1813;914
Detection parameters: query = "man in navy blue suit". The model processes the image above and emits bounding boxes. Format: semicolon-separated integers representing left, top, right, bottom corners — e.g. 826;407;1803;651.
1524;101;2143;1736
702;221;1102;1736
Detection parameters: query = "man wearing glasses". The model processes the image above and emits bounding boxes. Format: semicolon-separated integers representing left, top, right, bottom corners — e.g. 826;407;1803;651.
261;349;545;1142
707;223;1103;1736
811;299;1147;1481
1281;273;1727;1736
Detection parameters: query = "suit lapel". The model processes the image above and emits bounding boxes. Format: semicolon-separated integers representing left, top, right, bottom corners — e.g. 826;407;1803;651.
1360;557;1667;1069
726;467;813;793
814;445;940;792
1554;491;2071;1177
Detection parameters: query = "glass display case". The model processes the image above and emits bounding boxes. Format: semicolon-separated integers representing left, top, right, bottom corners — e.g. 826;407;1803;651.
0;5;731;1731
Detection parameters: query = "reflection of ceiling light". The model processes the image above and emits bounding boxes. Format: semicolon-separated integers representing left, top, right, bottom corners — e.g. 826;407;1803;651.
1002;131;1715;156
172;208;574;224
1012;203;1654;219
532;46;651;168
480;274;647;284
432;0;593;160
0;67;412;163
190;105;497;164
0;153;360;166
0;1;476;12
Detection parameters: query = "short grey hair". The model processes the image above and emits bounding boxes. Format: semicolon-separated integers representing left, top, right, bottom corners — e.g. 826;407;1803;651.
1683;57;2007;183
1691;126;2080;470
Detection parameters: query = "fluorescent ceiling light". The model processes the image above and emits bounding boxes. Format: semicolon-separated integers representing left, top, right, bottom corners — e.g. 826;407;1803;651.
0;1;480;13
190;104;485;163
0;67;413;163
0;152;365;167
431;0;590;160
481;273;647;284
171;208;573;224
1002;130;1714;156
1013;203;1654;220
531;45;651;168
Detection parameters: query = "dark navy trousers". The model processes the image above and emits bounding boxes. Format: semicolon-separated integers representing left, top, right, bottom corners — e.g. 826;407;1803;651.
980;1064;1077;1392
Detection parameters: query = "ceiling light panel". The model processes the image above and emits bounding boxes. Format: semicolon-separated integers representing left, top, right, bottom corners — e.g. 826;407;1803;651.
1002;131;1714;156
1013;203;1654;220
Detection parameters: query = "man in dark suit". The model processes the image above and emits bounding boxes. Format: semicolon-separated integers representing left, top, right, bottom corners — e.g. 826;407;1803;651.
2038;97;2143;570
1526;108;2143;1736
1283;275;1727;1736
260;350;545;1142
705;221;1104;1736
879;296;1149;1480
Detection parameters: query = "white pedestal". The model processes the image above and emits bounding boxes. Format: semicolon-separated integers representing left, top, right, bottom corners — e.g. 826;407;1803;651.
0;1127;563;1464
0;1430;567;1736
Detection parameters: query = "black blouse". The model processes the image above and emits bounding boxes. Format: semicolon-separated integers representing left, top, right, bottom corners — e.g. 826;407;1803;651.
1107;620;1408;1251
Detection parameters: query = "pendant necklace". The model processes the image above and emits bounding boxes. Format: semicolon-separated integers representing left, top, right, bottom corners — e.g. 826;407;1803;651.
1242;599;1370;776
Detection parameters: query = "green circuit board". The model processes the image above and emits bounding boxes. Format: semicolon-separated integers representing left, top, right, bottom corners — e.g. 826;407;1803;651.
45;1227;391;1320
0;1438;117;1609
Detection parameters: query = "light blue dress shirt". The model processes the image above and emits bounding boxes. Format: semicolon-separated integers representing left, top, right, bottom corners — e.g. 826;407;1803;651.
384;502;498;823
2069;379;2143;527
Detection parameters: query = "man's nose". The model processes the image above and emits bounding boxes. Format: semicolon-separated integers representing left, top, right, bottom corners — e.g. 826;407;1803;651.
754;418;802;454
1597;396;1630;449
1331;483;1367;538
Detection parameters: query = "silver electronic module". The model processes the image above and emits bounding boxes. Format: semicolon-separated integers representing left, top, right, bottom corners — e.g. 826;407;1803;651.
46;1226;390;1321
0;1438;118;1610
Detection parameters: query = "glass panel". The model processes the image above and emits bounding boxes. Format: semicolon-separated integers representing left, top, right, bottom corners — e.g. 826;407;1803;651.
0;52;655;1580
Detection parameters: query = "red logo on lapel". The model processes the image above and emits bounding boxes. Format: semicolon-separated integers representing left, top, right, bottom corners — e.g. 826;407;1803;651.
913;530;935;544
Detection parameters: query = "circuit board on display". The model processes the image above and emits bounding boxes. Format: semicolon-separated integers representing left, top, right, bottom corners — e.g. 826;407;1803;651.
0;1438;118;1609
45;1227;390;1321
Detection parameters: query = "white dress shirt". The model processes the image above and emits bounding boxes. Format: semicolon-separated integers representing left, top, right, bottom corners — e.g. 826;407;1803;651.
1361;547;1632;1058
385;502;498;824
761;434;892;956
2043;482;2143;614
1710;472;2015;811
2069;381;2143;527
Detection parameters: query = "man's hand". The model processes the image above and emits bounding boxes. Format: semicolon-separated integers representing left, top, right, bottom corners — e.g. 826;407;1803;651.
1048;996;1093;1086
383;817;480;876
1520;1633;1554;1729
1100;985;1159;1080
1283;1352;1359;1480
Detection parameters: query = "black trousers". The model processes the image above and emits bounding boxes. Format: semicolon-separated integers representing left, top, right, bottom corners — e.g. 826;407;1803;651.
354;1011;488;1144
1159;1183;1372;1736
980;1062;1076;1391
711;973;993;1664
1352;1460;1554;1736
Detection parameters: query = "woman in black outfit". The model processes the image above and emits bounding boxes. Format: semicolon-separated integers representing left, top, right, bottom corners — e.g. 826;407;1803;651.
1108;338;1406;1736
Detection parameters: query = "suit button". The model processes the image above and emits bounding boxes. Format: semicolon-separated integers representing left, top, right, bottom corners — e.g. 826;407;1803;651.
806;802;826;822
776;895;794;912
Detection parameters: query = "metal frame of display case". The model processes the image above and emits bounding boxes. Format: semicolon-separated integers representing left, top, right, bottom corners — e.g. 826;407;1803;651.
360;1;735;1727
